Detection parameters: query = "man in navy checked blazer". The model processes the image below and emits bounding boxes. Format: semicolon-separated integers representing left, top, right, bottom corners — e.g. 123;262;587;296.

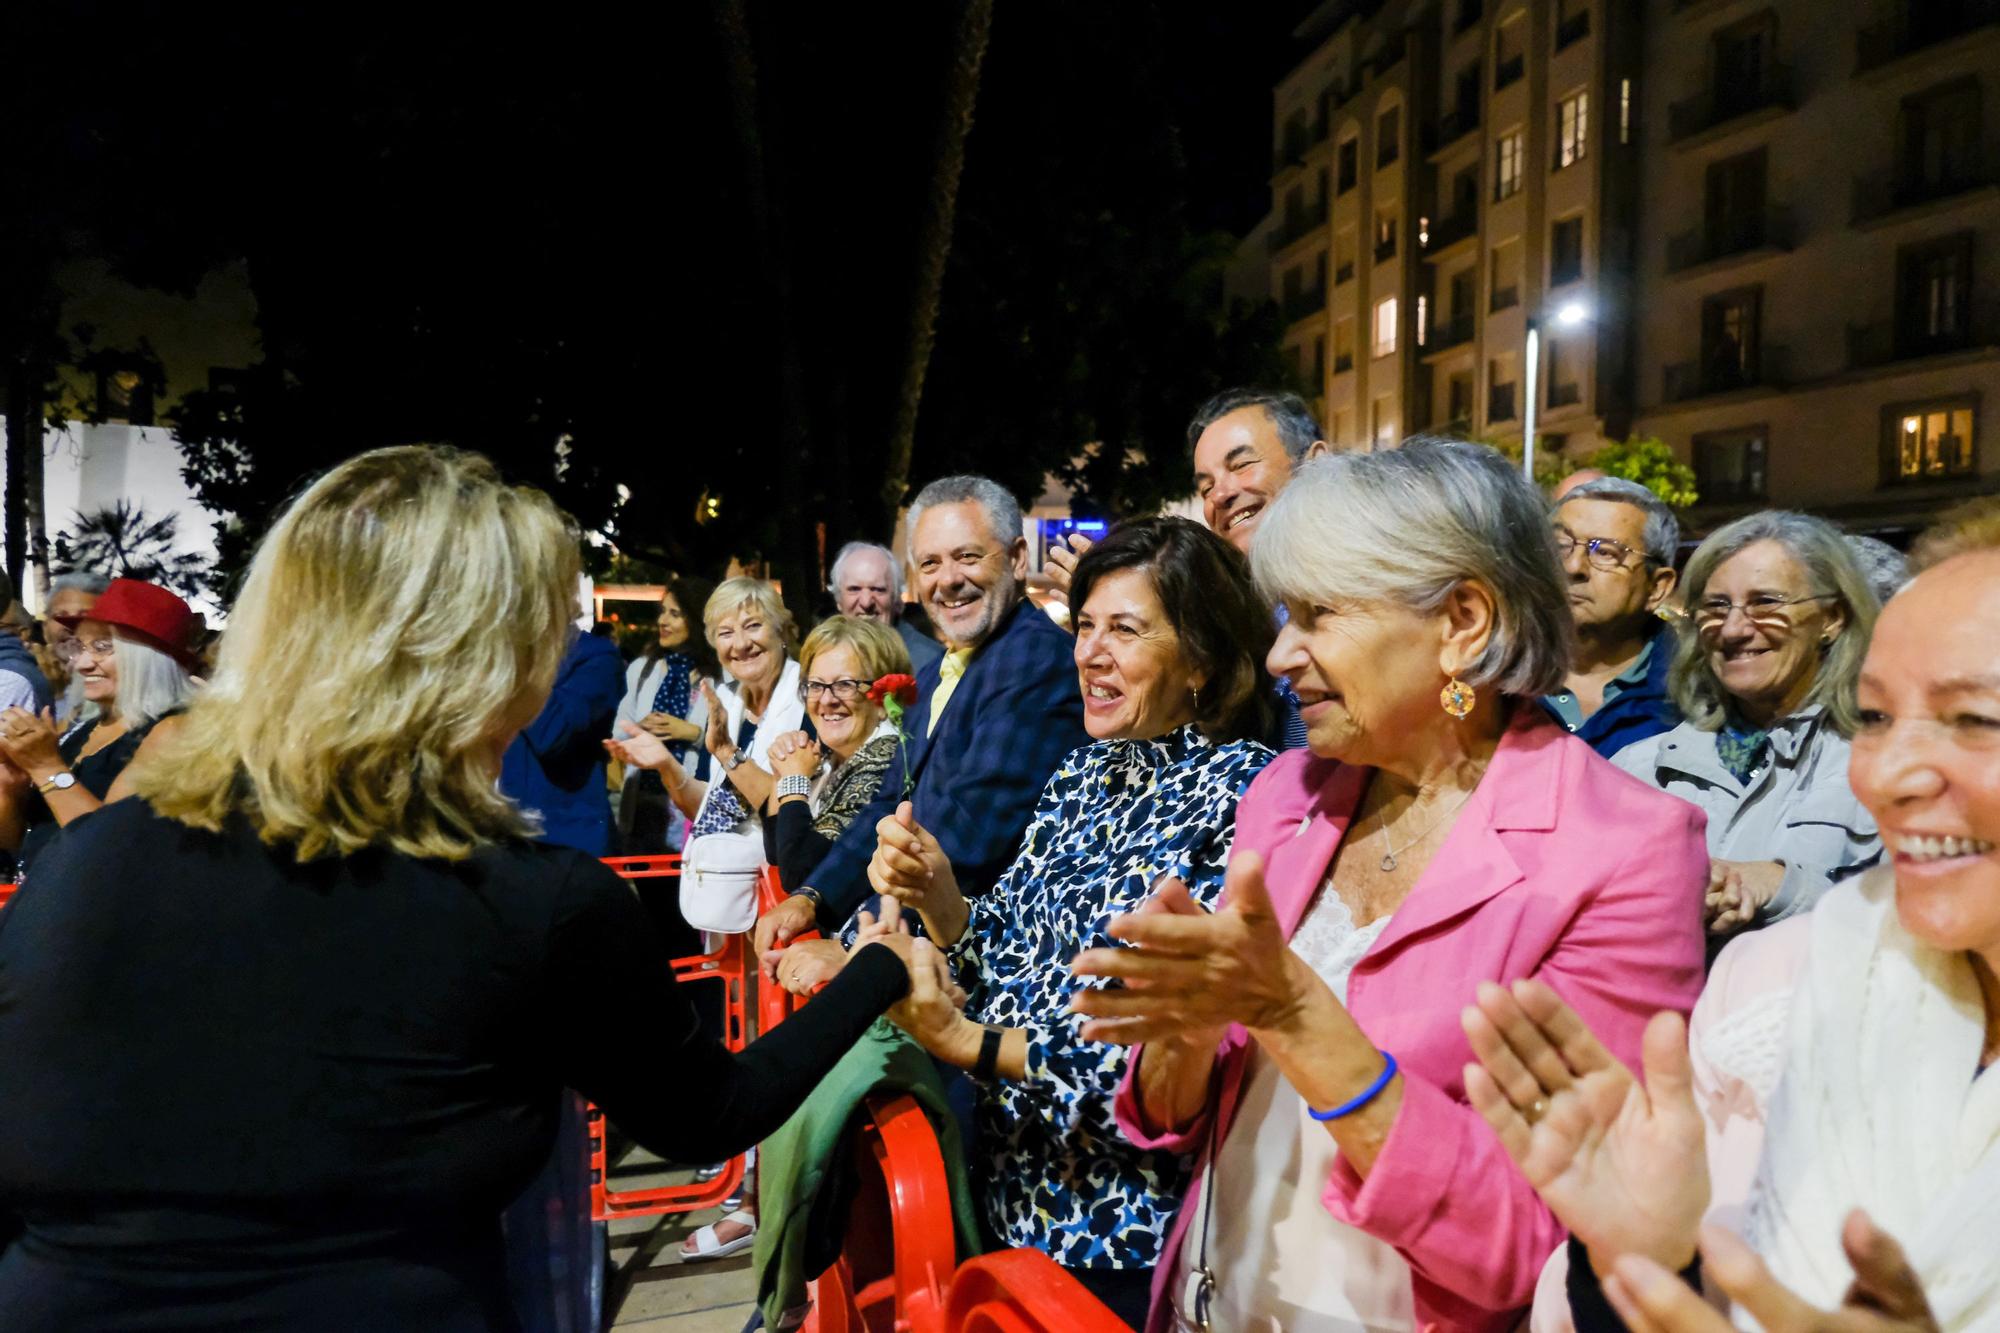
753;475;1088;959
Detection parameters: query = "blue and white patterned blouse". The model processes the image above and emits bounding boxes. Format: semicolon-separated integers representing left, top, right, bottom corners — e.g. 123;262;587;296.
945;723;1271;1271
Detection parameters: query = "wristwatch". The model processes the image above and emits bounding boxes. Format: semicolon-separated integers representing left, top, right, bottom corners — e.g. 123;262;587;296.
35;771;77;796
724;747;749;771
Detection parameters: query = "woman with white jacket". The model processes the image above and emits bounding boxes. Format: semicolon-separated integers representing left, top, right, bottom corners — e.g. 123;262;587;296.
1462;504;2000;1332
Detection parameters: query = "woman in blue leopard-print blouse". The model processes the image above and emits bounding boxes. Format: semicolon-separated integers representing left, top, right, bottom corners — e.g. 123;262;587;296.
864;517;1274;1329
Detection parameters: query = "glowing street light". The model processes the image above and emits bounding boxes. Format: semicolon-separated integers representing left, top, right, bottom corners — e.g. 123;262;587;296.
1522;297;1595;483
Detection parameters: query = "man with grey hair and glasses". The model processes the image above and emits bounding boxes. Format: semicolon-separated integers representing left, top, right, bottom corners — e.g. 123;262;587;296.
1542;475;1683;758
827;540;942;673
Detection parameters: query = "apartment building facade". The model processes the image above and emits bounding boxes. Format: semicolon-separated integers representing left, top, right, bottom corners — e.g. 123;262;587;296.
1265;0;2000;530
1631;0;2000;533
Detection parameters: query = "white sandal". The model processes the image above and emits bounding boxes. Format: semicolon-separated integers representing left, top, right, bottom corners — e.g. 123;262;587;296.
680;1209;757;1262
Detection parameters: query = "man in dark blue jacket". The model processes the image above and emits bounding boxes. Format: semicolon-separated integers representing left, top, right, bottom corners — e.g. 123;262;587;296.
753;475;1089;957
1542;477;1683;759
500;627;625;855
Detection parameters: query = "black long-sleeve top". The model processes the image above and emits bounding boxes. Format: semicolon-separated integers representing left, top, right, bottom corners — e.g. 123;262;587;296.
0;798;908;1330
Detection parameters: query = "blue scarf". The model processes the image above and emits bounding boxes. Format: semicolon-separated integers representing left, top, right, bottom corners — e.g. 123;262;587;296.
648;652;696;761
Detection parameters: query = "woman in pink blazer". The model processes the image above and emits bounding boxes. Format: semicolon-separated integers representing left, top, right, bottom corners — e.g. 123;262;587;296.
1072;440;1708;1333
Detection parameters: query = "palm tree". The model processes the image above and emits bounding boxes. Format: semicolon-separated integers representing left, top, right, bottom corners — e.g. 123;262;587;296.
54;501;210;600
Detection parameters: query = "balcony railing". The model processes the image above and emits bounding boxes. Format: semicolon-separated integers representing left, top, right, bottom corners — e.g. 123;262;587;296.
1661;345;1788;403
1269;204;1330;251
1665;206;1795;273
1427;309;1476;351
1856;0;2000;76
1847;302;2000;369
1488;382;1518;421
1491;283;1521;312
1283;286;1327;322
1438;104;1481;145
1425;209;1478;254
1851;164;1998;224
1555;9;1590;51
1375;235;1400;263
1495;53;1525;90
1667;65;1794;143
1274;120;1333;172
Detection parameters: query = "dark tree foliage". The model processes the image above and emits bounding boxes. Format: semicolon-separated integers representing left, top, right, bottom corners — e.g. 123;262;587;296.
5;2;1299;612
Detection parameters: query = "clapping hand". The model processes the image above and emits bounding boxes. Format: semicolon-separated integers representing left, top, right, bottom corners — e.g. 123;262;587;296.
639;710;700;744
1598;1212;1938;1333
1069;851;1314;1044
0;707;63;779
1460;977;1708;1275
700;681;731;758
603;720;673;772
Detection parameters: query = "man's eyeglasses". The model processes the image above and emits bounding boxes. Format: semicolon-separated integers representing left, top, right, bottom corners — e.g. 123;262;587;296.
54;637;115;663
1553;533;1645;571
1692;592;1837;630
802;678;870;702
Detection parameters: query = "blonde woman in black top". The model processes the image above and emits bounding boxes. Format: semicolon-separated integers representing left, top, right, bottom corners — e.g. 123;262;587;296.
0;446;924;1331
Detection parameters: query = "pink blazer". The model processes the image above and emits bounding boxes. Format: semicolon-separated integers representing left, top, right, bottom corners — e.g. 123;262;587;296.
1114;710;1708;1332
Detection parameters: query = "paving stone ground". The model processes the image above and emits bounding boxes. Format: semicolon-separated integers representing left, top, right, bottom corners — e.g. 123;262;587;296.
604;1149;757;1331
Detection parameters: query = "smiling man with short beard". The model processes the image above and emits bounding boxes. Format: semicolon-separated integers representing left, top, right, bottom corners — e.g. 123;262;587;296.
752;474;1088;959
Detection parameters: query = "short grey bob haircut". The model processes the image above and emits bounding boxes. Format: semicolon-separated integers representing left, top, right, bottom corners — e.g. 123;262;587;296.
1555;476;1681;568
905;475;1025;554
1186;388;1324;462
1252;436;1573;698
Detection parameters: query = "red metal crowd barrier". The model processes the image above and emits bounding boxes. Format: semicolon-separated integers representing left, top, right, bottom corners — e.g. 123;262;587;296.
584;856;794;1221
0;883;13;909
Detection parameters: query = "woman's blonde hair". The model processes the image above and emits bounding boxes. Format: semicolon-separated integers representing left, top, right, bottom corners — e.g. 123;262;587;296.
797;615;912;687
132;446;581;860
704;577;799;656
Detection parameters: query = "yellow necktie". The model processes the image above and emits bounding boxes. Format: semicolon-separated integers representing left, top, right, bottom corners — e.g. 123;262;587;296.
926;649;974;738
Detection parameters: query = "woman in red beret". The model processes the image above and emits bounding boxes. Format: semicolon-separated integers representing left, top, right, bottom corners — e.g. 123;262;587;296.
0;577;199;878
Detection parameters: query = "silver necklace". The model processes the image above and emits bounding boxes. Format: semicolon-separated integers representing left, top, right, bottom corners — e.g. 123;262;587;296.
1375;787;1477;872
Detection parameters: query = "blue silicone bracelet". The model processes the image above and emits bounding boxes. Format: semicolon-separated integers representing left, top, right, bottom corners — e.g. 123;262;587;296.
1307;1050;1399;1121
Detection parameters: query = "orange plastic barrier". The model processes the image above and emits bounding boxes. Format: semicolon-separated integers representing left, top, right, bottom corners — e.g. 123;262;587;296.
804;1093;957;1333
802;1096;1125;1333
584;857;792;1221
0;883;13;909
945;1249;1132;1333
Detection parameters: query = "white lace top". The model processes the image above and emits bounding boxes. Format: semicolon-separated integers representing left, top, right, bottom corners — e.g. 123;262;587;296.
1171;882;1415;1333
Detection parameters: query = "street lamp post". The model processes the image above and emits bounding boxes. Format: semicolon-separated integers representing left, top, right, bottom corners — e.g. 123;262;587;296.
1520;299;1593;482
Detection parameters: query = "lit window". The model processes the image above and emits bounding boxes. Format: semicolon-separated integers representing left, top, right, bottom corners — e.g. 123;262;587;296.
1556;92;1589;169
1374;297;1399;358
1495;131;1524;200
1619;78;1632;145
1895;402;1977;480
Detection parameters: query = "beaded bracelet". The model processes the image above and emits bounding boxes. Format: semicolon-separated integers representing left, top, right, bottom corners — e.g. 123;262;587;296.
1307;1050;1399;1121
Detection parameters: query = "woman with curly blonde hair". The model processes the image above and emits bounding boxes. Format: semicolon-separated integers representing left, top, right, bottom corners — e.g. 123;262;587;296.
0;445;923;1330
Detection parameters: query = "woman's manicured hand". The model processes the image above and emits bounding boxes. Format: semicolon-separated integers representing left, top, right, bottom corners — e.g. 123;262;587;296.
1069;852;1316;1044
1461;977;1708;1275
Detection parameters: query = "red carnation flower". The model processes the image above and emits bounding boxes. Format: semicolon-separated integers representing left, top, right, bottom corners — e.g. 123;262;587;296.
868;673;919;708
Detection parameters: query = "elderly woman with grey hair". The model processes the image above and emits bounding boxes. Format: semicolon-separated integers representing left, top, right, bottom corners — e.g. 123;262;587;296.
1614;511;1881;937
1073;438;1708;1333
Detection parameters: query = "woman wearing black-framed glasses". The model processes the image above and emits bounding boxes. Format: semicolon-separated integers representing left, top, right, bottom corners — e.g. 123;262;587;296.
1613;511;1883;940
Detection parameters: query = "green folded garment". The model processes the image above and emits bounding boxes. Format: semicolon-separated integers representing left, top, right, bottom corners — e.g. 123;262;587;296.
753;1019;986;1329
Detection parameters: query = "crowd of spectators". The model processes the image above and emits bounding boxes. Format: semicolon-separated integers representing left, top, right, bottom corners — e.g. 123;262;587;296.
0;387;1994;1333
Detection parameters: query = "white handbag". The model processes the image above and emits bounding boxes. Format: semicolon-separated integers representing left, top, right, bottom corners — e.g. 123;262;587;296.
679;829;765;934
